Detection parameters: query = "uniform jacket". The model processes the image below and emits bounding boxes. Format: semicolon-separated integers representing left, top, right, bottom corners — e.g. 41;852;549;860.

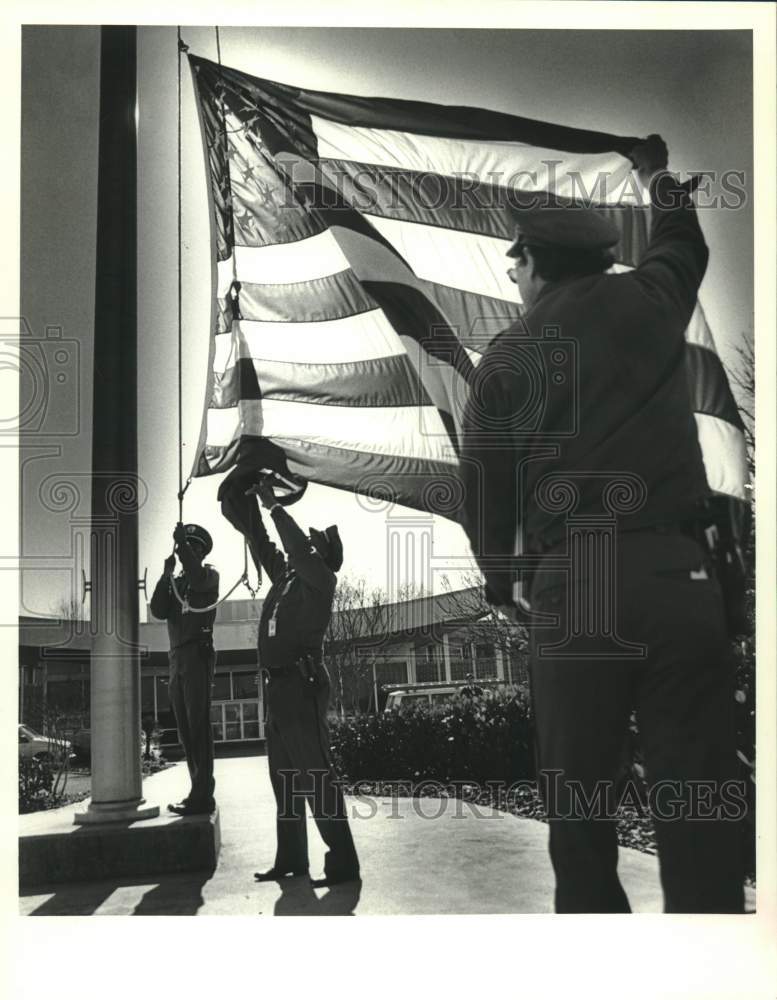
150;540;219;651
461;174;711;606
248;506;336;667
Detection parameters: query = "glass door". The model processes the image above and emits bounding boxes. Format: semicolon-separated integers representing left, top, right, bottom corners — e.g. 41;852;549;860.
210;704;225;742
210;701;264;742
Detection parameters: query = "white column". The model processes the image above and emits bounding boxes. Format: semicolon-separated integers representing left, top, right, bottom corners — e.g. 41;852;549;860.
74;29;157;826
75;516;157;825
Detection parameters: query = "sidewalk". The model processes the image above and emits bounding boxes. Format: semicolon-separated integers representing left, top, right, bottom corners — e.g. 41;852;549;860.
18;755;748;916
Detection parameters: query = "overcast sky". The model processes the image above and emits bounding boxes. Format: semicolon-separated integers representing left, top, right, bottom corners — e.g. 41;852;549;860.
19;24;755;617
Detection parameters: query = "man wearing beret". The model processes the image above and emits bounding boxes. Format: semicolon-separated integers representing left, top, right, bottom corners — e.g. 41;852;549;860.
150;522;219;816
461;136;743;912
219;470;360;887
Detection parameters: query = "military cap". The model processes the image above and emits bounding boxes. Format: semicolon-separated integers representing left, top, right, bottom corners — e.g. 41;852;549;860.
184;523;213;556
309;525;343;572
506;205;619;256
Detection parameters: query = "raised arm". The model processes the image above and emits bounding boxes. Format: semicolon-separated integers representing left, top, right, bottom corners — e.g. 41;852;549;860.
269;505;336;595
149;555;176;620
219;476;287;583
628;135;709;325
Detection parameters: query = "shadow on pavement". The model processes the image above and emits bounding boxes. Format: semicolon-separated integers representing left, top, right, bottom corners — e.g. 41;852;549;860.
22;870;215;917
133;871;213;915
24;881;118;917
272;877;362;916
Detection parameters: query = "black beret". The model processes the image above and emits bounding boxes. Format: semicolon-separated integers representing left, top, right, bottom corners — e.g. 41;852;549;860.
507;205;619;255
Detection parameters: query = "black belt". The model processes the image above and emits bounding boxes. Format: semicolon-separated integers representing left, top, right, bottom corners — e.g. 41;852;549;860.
265;653;323;683
625;519;709;545
172;635;214;653
530;518;708;554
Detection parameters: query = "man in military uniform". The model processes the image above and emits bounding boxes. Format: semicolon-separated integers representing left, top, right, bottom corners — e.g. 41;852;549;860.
219;471;360;887
460;136;744;912
150;522;219;816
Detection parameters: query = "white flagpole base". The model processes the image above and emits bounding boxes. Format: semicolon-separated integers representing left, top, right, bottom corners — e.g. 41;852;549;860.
73;799;160;825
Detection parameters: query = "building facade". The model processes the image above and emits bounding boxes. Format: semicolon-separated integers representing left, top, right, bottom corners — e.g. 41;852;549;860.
19;588;527;749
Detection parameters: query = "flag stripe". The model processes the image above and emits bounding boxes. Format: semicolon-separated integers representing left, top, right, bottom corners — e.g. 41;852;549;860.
684;298;719;352
686;343;745;429
189;55;642;152
216;233;350;291
211;354;431;409
311;117;642;203
317;158;650;263
199;433;464;514
363;214;514;301
694;413;749;500
322;218;519;347
218;271;377;327
219;271;519;349
213;311;407;366
205;399;457;461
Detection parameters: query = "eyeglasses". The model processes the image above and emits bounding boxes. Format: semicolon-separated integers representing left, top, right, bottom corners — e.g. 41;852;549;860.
507;238;529;262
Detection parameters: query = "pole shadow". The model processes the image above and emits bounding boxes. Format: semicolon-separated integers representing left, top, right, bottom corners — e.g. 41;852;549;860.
22;869;215;916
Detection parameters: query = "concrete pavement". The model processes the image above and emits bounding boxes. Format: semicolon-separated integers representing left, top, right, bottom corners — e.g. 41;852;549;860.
19;754;747;916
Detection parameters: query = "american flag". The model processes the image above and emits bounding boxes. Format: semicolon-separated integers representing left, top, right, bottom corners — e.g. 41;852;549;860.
188;54;748;516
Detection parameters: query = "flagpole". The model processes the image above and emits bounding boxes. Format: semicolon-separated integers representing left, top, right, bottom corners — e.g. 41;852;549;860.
75;25;158;824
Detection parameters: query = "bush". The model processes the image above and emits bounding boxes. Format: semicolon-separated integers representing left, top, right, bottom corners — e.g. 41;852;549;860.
19;756;56;813
329;687;534;786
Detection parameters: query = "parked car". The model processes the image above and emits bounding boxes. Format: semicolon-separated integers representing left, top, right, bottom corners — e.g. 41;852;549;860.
18;724;72;762
383;679;501;712
71;726;157;762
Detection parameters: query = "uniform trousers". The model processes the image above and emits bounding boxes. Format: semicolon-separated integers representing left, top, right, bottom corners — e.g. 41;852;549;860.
265;661;359;878
169;643;216;809
528;529;744;913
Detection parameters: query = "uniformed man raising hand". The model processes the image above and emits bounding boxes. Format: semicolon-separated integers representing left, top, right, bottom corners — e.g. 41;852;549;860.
219;470;360;887
461;136;744;913
150;522;219;817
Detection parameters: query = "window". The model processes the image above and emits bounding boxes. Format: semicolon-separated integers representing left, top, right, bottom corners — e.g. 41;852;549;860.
156;675;171;712
476;659;498;679
232;671;258;699
474;642;497;679
46;678;88;712
509;649;529;685
449;659;468;681
376;660;408;686
224;703;241;741
211;701;263;741
416;648;441;683
210;704;224;741
212;673;231;701
243;701;260;739
141;675;155;713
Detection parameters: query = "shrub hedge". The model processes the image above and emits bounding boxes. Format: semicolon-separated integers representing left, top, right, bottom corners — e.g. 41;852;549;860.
18;756;56;814
329;686;534;786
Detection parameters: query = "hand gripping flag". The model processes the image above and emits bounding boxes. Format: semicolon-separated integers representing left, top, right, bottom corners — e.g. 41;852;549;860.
188;54;749;520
